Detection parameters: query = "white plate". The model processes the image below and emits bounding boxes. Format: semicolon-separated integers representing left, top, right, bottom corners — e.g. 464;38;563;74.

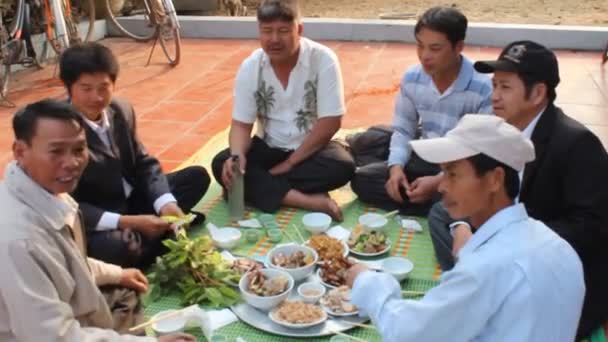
304;239;349;264
348;239;392;257
268;307;328;329
316;269;340;289
319;302;359;317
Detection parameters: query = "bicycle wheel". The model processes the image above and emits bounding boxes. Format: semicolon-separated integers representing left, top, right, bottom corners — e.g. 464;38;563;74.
0;25;12;102
105;0;155;41
158;24;180;66
74;0;96;43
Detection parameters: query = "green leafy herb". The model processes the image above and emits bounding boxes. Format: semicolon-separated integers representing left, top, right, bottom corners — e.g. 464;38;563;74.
144;230;241;308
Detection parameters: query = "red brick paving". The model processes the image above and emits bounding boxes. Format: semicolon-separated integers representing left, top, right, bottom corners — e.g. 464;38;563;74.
0;37;606;175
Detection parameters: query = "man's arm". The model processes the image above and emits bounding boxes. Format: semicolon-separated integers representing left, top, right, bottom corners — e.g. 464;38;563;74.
0;241;154;342
387;80;419;168
544;131;608;249
350;268;494;342
229;119;254;158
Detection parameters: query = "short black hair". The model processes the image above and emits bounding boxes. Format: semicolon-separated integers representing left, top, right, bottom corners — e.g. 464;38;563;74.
518;71;557;104
257;0;300;23
13;99;85;144
414;6;468;47
59;42;120;93
467;154;520;200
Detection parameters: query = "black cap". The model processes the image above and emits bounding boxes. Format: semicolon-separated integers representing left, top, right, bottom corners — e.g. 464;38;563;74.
474;40;560;88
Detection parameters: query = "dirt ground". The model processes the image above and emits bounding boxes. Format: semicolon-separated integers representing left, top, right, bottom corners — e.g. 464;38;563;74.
241;0;608;26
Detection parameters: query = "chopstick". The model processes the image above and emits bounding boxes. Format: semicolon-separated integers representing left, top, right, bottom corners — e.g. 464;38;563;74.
128;307;188;332
282;229;297;243
330;330;367;342
401;290;426;296
290;224;306;242
347;322;376;330
382;209;399;219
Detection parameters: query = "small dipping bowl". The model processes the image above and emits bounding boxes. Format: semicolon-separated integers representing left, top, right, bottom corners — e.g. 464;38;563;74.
302;212;332;235
212;227;242;250
151;309;186;336
358;213;388;232
267;228;283;243
297;281;326;303
382;257;414;282
245;229;260;243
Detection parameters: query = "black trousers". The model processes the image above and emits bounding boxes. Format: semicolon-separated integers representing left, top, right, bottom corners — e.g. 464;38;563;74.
350;153;441;216
87;166;210;269
211;137;355;213
427;201;457;271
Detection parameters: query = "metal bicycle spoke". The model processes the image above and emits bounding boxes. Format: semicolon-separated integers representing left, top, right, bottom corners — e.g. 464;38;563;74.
105;0;155;41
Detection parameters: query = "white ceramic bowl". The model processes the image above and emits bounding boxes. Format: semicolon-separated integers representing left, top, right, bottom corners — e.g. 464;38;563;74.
267;244;318;281
302;212;332;235
212;227;242;249
297;282;326;303
382;257;414;281
358;213;388;231
239;269;294;311
151;310;186;336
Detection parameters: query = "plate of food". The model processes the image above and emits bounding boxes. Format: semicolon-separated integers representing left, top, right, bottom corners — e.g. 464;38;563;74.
305;234;349;263
317;256;356;288
320;286;358;317
347;230;391;257
226;257;265;286
268;301;328;329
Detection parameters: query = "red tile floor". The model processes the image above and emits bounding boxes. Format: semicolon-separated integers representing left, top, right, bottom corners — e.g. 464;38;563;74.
0;38;606;174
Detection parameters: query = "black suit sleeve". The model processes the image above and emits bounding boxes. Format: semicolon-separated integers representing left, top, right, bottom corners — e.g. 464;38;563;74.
78;201;108;229
544;130;608;251
123;102;172;208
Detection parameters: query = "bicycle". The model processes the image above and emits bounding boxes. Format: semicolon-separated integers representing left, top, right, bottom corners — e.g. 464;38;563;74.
0;0;94;106
105;0;181;66
43;0;95;54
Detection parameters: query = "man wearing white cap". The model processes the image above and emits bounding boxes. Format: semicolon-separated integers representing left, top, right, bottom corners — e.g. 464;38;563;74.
346;114;585;342
428;40;608;338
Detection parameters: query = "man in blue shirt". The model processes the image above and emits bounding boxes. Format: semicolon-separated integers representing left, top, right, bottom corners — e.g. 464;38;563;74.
350;6;492;216
347;115;585;342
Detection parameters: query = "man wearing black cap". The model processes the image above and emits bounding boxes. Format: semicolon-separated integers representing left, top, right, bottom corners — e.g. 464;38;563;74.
428;40;608;339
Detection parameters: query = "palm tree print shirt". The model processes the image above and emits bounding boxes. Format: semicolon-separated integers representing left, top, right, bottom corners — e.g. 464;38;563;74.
232;37;345;150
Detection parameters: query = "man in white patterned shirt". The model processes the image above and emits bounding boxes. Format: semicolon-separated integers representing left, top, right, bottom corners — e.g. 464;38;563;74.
212;0;355;220
351;6;492;216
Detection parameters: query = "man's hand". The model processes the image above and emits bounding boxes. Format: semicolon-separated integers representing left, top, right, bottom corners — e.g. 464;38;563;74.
346;263;369;288
159;202;184;218
118;215;172;239
221;155;247;188
406;174;442;203
269;159;294;176
119;268;149;292
385;165;410;204
158;333;197;342
452;224;473;258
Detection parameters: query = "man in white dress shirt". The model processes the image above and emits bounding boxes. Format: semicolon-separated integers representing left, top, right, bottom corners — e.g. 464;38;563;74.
346;114;585;342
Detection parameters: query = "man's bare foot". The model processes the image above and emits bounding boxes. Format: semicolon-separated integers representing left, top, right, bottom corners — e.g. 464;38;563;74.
282;190;343;221
324;197;343;222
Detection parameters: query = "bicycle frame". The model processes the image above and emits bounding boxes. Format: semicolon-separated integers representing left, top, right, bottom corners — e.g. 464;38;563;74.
45;0;69;49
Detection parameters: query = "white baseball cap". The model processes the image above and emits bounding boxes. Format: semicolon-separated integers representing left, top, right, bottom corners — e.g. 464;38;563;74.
410;115;535;171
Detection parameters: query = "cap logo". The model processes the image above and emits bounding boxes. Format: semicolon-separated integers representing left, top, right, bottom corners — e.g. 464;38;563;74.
503;44;526;64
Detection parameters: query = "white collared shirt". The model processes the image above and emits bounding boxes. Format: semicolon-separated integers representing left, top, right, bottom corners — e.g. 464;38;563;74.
516;107;545;202
232;37;345;150
83;111;176;230
352;204;585;342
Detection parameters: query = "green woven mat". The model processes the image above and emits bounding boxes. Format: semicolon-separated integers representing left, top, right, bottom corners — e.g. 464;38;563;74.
143;128;442;341
144;181;441;341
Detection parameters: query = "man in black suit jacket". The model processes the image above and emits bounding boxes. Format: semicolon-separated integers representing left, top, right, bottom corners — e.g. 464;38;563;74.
60;43;210;269
427;41;608;339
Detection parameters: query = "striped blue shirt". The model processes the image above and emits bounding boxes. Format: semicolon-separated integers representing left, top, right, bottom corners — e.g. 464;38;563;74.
388;56;493;167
